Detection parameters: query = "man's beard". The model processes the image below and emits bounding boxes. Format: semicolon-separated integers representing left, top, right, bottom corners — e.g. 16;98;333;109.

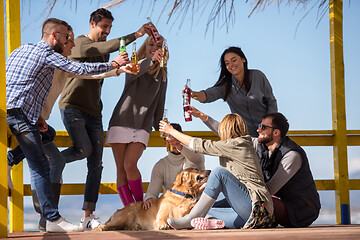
258;134;273;145
53;41;63;54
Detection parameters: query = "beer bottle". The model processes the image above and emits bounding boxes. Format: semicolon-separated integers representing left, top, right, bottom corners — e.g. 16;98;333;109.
183;79;192;122
166;138;173;152
147;17;162;43
160;109;168;138
119;37;126;54
130;42;139;73
160;39;168;68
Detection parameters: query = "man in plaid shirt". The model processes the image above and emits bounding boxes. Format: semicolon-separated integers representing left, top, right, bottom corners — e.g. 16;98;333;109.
6;18;125;233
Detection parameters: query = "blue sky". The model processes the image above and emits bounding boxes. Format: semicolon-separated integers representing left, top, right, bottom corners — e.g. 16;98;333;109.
16;0;360;225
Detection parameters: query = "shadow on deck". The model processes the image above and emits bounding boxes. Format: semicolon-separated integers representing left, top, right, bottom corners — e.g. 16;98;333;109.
5;225;360;240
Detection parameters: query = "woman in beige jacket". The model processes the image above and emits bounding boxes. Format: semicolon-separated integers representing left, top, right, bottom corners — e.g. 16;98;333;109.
159;108;274;230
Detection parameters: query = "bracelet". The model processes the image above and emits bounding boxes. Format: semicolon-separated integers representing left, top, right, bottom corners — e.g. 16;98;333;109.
111;60;121;68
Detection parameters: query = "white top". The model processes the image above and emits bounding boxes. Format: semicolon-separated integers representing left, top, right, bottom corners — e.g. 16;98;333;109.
144;145;205;201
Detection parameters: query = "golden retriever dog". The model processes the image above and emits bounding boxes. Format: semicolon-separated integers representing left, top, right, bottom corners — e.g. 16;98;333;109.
94;168;210;231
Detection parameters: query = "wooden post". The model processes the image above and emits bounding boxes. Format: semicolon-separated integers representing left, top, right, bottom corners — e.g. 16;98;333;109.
0;0;8;237
6;0;24;232
329;0;350;224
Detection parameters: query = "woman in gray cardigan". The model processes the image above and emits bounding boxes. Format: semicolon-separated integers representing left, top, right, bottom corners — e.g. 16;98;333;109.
159;110;274;230
190;47;277;137
106;35;168;207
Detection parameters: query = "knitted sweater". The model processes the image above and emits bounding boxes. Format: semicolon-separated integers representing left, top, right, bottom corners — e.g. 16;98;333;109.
144;146;205;201
59;33;136;117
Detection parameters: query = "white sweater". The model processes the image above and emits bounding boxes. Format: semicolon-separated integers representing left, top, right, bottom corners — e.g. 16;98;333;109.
144;146;205;201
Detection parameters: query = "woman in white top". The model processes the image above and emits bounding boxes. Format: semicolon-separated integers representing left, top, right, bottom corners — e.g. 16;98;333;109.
106;35;168;207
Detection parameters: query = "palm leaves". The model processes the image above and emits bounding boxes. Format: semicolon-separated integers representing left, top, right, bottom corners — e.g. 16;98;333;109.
24;0;329;32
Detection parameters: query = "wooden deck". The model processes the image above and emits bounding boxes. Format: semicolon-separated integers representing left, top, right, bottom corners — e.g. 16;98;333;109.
4;225;360;240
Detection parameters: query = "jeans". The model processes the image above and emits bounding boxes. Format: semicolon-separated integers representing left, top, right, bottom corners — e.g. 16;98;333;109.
8;125;65;184
60;108;103;211
205;167;252;229
7;108;60;221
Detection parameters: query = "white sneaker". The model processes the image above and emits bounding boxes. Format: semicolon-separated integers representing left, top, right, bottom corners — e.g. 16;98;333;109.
8;165;13;189
46;217;84;232
80;214;101;230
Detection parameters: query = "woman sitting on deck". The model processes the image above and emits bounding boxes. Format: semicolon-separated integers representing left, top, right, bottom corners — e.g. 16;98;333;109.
159;112;274;230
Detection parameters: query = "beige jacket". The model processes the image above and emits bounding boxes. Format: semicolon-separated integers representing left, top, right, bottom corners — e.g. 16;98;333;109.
192;136;273;215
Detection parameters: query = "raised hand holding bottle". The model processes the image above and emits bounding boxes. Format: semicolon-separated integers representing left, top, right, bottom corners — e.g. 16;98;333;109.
147;17;162;43
160;109;168;138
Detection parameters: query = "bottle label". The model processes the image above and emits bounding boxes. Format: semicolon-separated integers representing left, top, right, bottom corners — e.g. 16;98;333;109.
183;104;192;121
119;38;126;54
183;93;189;104
149;28;162;43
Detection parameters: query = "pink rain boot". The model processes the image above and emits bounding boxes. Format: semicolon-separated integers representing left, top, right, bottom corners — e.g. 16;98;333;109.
117;184;135;207
128;178;144;202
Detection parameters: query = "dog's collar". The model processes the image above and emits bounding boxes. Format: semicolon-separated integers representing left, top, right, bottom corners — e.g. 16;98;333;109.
170;189;195;199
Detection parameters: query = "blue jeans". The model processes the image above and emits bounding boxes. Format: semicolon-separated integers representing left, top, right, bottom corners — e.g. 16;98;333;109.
7;108;60;221
8;125;65;184
205;167;252;229
60;108;103;211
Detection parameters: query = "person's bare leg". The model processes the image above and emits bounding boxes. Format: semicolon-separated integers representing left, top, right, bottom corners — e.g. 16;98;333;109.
111;143;128;187
111;143;134;206
124;142;145;201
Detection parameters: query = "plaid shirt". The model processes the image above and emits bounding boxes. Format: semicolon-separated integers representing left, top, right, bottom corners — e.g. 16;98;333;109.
6;40;112;124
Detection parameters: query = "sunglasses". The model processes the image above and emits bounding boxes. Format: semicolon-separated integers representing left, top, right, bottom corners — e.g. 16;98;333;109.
258;124;276;131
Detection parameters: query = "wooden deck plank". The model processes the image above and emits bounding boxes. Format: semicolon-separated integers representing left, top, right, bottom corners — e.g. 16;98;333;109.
4;225;360;240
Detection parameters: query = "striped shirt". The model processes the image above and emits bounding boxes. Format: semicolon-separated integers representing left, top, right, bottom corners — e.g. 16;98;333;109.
6;40;112;124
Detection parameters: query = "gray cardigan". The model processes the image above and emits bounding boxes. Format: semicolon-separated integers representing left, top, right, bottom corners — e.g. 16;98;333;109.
203;70;277;137
108;57;167;133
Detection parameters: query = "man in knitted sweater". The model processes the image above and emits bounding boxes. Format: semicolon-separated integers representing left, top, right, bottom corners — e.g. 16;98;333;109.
58;8;153;230
143;123;205;209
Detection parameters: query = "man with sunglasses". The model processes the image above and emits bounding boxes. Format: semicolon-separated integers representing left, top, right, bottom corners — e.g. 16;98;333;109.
188;108;321;228
254;113;321;227
6;18;125;233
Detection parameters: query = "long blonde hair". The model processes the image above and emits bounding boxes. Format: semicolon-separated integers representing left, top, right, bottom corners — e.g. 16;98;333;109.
218;113;248;140
137;35;168;80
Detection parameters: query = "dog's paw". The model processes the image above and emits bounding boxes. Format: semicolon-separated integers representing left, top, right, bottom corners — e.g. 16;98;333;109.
158;224;171;230
92;224;105;231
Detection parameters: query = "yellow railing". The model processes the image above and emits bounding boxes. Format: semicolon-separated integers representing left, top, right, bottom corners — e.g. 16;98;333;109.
12;130;360;195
